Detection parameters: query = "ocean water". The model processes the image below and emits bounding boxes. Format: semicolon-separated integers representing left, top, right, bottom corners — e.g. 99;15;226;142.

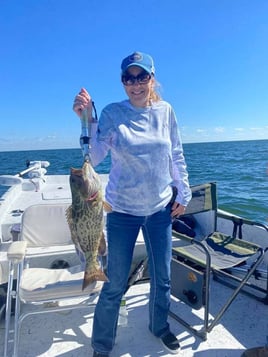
0;139;267;224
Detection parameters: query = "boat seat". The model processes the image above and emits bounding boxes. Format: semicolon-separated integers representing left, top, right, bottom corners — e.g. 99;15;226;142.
170;182;268;340
19;265;102;302
3;203;104;357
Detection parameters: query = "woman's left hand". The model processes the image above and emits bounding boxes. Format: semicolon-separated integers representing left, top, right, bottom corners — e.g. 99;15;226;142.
171;202;186;218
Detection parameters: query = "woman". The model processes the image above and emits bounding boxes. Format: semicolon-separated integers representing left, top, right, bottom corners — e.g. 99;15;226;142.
73;51;192;357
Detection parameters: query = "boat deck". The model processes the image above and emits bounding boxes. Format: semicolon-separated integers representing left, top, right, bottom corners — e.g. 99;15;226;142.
1;279;267;357
1;173;268;356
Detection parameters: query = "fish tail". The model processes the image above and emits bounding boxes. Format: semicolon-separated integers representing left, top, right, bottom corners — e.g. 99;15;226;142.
82;269;108;290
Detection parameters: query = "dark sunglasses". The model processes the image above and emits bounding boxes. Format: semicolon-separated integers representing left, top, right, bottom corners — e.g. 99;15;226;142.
121;71;152;86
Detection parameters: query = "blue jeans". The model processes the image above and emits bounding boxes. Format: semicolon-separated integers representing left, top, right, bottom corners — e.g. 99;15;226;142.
91;204;172;354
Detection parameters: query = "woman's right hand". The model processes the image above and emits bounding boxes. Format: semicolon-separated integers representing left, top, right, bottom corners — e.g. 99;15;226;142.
73;87;93;119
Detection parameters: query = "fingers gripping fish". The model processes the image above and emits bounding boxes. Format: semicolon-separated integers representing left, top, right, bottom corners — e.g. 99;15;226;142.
66;160;108;290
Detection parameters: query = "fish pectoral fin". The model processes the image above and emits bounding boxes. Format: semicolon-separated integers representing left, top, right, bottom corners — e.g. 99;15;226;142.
103;201;112;212
98;232;107;256
82;269;108;290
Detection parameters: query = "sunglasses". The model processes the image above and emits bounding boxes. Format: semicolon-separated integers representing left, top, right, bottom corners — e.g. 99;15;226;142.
121;71;152;86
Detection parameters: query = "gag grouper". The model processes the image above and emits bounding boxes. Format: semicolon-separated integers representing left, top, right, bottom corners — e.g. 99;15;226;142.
66;108;108;290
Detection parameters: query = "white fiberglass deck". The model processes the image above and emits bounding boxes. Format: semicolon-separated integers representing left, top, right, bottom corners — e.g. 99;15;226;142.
1;279;267;357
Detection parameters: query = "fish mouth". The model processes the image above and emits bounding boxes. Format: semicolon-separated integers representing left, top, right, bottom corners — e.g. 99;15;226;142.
70;166;101;201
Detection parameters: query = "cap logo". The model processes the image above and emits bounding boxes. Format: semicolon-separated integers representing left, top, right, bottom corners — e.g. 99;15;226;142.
129;53;142;62
121;51;155;75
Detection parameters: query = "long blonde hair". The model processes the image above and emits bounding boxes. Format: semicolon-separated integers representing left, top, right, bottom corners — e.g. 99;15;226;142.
150;76;162;102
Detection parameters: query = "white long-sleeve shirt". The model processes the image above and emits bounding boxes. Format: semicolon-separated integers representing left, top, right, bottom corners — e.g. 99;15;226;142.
89;99;191;216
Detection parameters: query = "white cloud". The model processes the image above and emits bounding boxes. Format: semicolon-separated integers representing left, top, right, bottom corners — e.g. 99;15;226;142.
214;127;225;133
249;127;263;131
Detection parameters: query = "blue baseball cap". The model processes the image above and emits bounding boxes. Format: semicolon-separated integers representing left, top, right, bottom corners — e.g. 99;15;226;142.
121;51;155;75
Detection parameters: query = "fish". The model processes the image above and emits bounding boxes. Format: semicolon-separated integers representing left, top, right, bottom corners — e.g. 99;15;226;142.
66;160;108;290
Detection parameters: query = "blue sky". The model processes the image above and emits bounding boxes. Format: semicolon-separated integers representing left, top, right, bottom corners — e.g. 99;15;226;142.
1;0;268;151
